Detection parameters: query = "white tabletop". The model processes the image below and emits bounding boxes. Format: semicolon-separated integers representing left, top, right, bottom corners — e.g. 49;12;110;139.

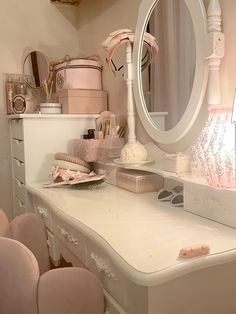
27;182;236;285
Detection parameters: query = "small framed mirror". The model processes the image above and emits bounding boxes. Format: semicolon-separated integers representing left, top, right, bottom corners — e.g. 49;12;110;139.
133;0;209;144
23;50;50;88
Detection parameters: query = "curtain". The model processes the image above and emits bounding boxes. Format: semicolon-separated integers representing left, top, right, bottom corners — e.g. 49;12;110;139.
148;0;196;130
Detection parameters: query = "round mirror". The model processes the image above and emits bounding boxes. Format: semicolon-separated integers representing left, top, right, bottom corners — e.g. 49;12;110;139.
23;51;50;88
133;0;208;144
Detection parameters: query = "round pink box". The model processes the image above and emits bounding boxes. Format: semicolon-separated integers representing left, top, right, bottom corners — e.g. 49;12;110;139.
54;59;102;91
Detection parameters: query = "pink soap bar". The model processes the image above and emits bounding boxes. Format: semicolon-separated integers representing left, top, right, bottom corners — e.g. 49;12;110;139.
178;244;210;259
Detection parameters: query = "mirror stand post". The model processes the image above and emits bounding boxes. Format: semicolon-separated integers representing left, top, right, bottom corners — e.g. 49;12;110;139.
206;0;224;106
125;42;136;144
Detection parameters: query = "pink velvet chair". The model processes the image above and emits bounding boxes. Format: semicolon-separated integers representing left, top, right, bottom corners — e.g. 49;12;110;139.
0;209;50;274
0;237;39;314
10;212;51;274
0;237;104;314
38;268;104;314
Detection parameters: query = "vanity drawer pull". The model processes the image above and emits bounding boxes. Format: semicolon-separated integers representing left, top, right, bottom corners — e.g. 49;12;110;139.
13;158;25;183
11;119;23;140
16;196;24;207
12;138;24;162
15;177;23;187
14;196;26;217
14;178;27;204
57;225;79;246
90;252;117;280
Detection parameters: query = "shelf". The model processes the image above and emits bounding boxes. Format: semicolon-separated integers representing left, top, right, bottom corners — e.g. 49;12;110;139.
113;143;236;192
7;113;98;120
115;160;187;183
113;143;189;183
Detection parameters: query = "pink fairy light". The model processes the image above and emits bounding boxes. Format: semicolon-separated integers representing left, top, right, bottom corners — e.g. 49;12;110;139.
194;106;235;188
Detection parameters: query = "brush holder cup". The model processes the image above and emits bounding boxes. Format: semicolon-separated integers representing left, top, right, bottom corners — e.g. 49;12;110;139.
74;137;124;163
98;137;125;163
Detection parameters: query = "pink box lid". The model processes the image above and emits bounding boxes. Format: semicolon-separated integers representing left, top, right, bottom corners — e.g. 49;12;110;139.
54;58;102;72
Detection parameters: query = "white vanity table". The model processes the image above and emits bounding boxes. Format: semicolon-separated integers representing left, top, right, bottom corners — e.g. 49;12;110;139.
26;181;236;314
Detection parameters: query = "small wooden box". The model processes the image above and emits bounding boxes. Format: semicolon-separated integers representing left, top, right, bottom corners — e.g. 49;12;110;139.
162;153;190;174
57;89;107;114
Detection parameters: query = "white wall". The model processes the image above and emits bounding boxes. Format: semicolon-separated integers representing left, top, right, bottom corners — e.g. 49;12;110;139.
0;0;79;219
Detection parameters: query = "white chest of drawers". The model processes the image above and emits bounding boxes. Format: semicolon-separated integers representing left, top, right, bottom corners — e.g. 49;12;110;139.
8;114;97;217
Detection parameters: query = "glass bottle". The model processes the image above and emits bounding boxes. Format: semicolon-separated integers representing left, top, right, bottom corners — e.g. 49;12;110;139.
15;75;27;95
5;75;15;114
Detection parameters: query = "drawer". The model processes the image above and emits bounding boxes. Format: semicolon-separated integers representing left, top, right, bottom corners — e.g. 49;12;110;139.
12;138;24;162
52;215;87;265
11;119;24;140
33;197;52;230
13;158;25;184
104;290;127;314
14;196;26;217
14;178;27;204
87;241;128;310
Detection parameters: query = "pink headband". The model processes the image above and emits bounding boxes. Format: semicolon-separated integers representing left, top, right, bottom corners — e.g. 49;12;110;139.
102;29;158;74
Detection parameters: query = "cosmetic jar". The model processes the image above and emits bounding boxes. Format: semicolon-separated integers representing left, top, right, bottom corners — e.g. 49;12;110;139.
40;103;62;114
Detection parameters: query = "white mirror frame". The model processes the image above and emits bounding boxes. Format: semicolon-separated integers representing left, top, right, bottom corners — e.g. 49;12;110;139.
133;0;209;144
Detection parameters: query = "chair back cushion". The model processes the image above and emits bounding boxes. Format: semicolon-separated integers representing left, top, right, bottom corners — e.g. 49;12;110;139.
10;213;50;274
38;267;104;314
0;237;39;314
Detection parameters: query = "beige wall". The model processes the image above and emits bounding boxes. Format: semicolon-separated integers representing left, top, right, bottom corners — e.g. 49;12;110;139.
77;0;236;152
0;0;79;219
77;0;142;117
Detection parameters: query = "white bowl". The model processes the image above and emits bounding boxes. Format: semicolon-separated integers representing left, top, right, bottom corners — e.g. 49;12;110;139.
40;102;62;114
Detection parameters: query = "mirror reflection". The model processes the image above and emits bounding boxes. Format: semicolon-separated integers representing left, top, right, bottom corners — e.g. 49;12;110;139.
142;0;196;130
23;51;50;88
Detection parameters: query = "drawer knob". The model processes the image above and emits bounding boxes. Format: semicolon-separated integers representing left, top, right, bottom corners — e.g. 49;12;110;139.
90;252;117;280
